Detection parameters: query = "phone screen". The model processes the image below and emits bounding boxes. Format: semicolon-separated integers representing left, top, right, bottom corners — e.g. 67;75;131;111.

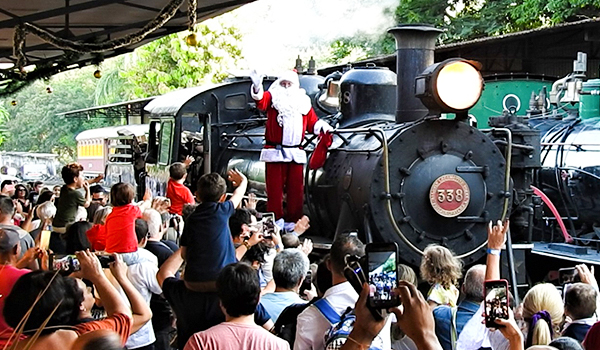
50;254;81;272
367;250;398;307
559;268;580;285
39;230;51;251
261;213;276;238
484;280;509;327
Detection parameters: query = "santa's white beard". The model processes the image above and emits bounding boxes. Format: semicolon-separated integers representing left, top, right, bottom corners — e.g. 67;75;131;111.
270;85;312;125
269;84;312;146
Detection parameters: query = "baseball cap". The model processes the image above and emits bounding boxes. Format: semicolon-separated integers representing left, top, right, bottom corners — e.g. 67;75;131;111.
0;228;19;253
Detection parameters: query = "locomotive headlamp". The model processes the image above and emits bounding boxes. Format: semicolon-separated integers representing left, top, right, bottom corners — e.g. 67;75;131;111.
415;59;483;114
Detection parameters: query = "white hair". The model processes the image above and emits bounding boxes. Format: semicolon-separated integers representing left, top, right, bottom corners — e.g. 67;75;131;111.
92;206;112;225
143;208;163;239
36;201;56;221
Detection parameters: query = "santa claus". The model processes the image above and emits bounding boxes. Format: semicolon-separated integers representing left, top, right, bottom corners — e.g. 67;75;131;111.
250;70;333;222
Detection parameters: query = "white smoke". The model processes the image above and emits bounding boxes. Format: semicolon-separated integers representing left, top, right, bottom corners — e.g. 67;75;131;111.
218;0;397;73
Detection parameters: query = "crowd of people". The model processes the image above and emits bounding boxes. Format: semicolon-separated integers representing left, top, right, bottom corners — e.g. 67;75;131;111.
0;160;598;350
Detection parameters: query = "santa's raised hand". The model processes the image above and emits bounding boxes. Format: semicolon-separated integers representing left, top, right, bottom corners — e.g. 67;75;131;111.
250;70;264;92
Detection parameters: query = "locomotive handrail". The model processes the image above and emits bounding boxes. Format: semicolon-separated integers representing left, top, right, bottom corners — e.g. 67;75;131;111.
331;126;427;256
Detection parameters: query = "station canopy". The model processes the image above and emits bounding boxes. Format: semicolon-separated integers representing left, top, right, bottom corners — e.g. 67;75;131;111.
0;0;255;96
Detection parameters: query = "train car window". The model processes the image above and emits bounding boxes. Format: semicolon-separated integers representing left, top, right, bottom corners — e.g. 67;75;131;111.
145;121;160;164
224;94;246;110
181;113;200;132
158;121;173;165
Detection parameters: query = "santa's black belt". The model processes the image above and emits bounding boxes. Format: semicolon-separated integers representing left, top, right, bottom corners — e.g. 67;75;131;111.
265;142;303;149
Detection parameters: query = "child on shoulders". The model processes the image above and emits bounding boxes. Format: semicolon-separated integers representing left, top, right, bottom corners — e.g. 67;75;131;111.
104;182;151;265
180;169;247;292
166;160;195;216
420;244;463;307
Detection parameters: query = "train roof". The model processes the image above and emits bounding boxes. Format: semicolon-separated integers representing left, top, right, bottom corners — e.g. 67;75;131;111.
144;86;212;116
76;124;148;141
0;0;256;96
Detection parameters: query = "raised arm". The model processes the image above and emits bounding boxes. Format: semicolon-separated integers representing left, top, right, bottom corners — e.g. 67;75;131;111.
227;169;248;209
78;250;132;320
109;254;152;333
486;220;509;281
157;248;184;287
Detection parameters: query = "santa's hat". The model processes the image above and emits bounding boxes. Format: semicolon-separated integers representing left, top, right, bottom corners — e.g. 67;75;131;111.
276;71;299;87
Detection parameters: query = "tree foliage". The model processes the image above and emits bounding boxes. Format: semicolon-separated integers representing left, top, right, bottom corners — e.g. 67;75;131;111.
0;68;121;162
121;20;243;98
0;18;244;159
329;0;600;63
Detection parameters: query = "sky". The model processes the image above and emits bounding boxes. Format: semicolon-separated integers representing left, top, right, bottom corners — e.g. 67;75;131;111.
220;0;398;74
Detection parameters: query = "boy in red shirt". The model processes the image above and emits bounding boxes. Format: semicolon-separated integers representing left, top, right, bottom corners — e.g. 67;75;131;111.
166;161;195;215
105;183;151;264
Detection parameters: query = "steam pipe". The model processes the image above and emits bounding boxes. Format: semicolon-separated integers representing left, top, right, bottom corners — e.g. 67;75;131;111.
388;25;442;123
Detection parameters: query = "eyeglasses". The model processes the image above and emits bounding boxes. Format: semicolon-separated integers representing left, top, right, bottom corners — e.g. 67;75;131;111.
17;189;26;192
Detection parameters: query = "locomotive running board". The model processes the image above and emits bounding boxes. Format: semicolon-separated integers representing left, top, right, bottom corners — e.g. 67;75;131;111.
532;242;600;265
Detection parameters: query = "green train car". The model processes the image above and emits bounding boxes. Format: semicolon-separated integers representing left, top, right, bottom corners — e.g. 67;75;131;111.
468;74;554;127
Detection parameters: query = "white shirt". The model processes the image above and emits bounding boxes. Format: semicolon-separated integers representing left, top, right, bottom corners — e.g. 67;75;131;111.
293;281;392;350
125;248;162;349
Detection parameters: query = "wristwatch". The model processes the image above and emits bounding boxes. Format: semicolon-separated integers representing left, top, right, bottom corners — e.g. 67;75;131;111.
243;241;251;250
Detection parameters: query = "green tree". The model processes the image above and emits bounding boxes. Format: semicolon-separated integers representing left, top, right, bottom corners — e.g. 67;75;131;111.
0;105;9;146
121;19;243;99
0;67;121;162
330;0;600;62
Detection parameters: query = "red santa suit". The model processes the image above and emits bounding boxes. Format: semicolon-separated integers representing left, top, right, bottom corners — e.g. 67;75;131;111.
251;71;331;222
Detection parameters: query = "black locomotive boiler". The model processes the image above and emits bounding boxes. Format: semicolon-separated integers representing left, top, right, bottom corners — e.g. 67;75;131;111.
198;25;517;266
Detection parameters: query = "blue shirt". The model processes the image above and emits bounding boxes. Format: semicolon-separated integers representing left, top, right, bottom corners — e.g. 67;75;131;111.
433;299;481;350
180;201;236;282
260;291;306;322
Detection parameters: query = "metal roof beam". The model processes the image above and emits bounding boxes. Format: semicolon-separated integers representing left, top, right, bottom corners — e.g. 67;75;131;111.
0;0;250;57
0;0;127;28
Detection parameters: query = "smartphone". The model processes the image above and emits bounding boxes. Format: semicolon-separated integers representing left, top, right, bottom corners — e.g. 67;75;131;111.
484;279;510;327
261;212;276;238
49;254;81;272
558;267;580;285
39;230;51;251
366;242;400;309
299;270;312;296
97;254;116;268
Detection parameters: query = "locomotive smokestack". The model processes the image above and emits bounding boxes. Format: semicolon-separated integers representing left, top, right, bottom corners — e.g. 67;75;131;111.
388;25;442;123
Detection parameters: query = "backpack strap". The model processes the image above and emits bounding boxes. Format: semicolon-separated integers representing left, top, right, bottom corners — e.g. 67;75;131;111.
314;298;341;324
450;306;458;350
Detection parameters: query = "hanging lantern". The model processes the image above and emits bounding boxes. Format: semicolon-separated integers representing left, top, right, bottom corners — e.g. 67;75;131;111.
94;69;102;79
11;100;17;106
46;86;53;93
186;33;198;46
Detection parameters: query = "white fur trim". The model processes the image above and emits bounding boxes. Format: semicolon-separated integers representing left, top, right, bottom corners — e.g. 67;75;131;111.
313;119;333;134
260;148;307;164
251;84;264;101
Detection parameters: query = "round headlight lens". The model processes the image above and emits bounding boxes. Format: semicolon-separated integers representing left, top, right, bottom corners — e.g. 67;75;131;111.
436;61;483;111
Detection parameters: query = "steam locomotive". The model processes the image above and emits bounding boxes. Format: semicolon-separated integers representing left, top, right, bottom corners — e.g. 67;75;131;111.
98;25;600;271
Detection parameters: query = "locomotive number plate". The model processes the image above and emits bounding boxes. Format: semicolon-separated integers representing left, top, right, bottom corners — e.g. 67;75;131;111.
429;174;471;218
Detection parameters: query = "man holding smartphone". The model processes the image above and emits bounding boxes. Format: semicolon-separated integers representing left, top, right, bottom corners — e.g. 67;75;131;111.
294;234;393;350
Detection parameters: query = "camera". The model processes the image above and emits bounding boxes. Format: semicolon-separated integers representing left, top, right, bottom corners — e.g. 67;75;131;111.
49;253;115;273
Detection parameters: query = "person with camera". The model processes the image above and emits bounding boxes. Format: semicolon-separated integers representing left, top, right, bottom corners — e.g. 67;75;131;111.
3;250;133;350
0;228;44;348
294;233;392;350
229;208;265;261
